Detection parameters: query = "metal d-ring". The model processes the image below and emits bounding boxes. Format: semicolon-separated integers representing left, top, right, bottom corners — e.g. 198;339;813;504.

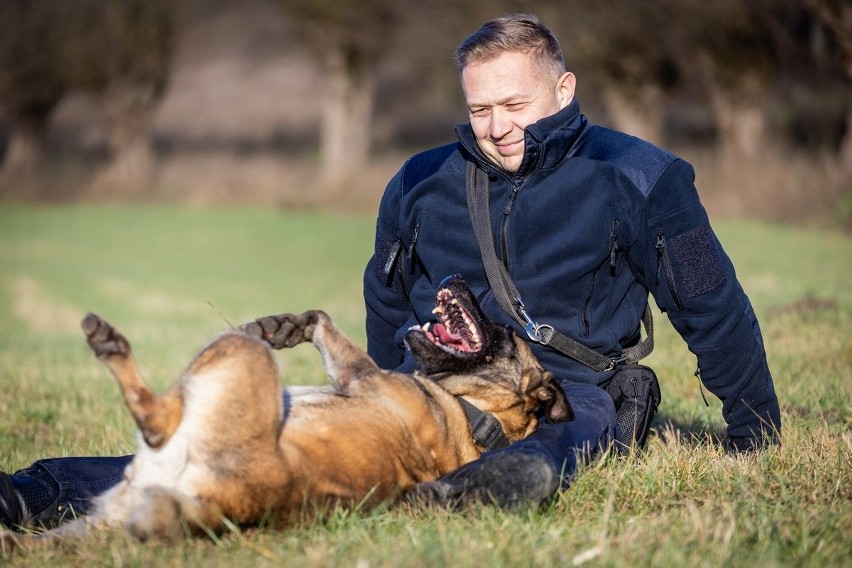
515;297;552;344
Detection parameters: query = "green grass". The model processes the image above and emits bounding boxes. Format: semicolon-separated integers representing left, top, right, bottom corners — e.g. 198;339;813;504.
0;203;850;567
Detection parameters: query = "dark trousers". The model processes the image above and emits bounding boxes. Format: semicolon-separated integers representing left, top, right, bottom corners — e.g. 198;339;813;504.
19;381;615;515
446;381;617;488
22;455;133;517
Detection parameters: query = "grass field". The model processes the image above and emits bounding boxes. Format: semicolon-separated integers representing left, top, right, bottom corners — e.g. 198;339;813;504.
0;203;850;567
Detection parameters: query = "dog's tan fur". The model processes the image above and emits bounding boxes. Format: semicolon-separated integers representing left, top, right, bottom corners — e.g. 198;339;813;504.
1;302;569;551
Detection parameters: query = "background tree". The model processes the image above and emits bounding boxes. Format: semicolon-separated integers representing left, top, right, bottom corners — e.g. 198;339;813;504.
0;0;65;184
554;0;844;163
0;0;173;195
0;0;846;220
273;0;400;186
673;0;790;161
272;0;566;185
61;0;174;194
562;0;679;145
806;0;852;170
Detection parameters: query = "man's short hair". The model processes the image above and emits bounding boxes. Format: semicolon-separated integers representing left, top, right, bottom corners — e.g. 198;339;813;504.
455;14;566;80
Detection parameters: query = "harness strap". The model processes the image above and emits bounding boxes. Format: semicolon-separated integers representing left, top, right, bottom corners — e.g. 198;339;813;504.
458;397;510;450
465;161;654;372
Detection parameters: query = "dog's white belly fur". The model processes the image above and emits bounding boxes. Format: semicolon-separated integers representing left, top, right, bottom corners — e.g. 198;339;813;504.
284;385;335;406
88;370;229;529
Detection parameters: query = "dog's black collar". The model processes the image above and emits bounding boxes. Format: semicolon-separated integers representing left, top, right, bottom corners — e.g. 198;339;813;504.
457;397;510;451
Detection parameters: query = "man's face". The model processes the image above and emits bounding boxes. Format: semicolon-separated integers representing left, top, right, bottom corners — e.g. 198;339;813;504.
462;50;574;172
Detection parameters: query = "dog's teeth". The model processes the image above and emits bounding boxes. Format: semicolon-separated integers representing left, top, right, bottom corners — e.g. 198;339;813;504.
422;322;431;332
432;306;443;315
469;325;481;347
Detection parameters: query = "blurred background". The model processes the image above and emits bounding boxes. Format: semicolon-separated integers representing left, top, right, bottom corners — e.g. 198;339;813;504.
0;0;849;226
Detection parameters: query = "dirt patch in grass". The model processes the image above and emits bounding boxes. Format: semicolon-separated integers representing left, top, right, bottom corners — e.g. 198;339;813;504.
767;296;839;319
11;277;81;335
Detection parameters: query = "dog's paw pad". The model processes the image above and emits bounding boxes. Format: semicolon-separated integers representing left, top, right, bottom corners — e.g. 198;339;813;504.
81;313;130;357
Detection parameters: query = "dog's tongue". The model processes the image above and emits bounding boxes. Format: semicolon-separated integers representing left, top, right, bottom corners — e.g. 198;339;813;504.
434;323;465;347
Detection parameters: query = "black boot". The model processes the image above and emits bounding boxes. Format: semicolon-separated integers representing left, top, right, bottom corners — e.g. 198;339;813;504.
0;465;64;530
407;451;559;511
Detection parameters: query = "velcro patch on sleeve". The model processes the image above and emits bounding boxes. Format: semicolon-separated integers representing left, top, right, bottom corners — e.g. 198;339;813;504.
670;223;726;298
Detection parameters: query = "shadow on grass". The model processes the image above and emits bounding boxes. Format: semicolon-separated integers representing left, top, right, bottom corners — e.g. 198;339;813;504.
651;415;726;450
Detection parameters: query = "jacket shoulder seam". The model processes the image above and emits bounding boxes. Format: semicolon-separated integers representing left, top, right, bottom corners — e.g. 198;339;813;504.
575;126;678;197
401;143;459;197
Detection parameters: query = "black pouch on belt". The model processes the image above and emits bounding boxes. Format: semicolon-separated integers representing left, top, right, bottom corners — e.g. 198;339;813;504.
602;364;662;453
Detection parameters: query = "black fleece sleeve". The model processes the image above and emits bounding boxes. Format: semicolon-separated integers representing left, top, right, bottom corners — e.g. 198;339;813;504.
363;165;415;371
632;159;781;443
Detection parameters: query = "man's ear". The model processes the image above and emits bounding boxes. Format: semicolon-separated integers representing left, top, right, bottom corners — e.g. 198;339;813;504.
555;72;576;109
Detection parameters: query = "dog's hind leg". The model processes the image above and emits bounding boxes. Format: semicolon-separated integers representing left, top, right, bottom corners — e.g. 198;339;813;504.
242;310;380;393
81;313;182;448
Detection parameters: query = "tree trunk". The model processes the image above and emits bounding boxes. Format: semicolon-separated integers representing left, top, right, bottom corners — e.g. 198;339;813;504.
320;45;374;187
806;0;851;172
602;84;666;146
840;94;852;175
839;61;852;175
0;116;47;182
91;135;154;196
89;83;158;196
705;71;770;161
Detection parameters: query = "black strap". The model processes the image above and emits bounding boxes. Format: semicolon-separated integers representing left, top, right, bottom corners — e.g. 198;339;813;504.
465;161;654;372
458;397;510;450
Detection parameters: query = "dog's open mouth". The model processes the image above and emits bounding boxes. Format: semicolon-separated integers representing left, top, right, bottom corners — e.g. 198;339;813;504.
417;286;483;354
406;276;487;357
405;275;512;374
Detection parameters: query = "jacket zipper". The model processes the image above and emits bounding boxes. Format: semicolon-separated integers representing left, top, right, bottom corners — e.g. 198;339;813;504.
609;219;619;274
396;222;421;304
500;179;523;269
580;270;598;337
581;219;619;336
656;233;685;310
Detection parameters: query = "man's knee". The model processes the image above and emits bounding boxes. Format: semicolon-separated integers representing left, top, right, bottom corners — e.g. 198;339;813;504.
556;381;618;443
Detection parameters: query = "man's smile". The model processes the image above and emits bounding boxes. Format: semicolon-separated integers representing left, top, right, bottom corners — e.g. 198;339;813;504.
492;139;523;156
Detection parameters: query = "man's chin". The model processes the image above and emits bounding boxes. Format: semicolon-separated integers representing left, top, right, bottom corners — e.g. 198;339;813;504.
486;153;522;172
498;158;522;172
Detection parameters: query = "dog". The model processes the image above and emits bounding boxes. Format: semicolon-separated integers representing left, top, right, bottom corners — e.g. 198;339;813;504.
0;275;571;551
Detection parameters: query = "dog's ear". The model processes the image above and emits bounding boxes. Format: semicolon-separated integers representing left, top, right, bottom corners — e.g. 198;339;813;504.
527;370;573;423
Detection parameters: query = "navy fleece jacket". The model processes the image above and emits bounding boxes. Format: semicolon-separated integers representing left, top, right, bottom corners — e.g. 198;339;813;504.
363;100;781;442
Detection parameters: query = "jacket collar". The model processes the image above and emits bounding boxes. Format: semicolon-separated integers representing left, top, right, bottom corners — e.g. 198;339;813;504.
455;99;588;178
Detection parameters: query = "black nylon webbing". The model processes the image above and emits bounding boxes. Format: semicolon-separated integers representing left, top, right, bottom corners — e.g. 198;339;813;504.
458;396;510;450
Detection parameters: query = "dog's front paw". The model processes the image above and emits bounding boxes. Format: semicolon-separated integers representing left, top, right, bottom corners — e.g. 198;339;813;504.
240;311;325;350
245;310;329;349
81;313;131;359
240;314;299;349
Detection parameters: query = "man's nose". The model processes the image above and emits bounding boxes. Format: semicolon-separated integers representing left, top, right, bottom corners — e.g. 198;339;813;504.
489;109;512;139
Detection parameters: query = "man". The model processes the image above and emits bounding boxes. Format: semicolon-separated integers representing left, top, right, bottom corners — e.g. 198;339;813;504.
1;14;780;527
363;14;780;506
